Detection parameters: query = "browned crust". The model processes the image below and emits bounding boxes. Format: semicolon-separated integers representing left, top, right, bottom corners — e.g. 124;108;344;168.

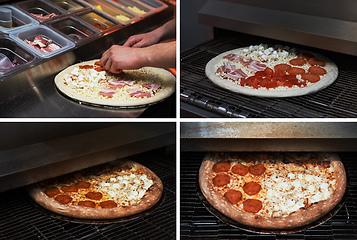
199;153;346;229
28;159;163;220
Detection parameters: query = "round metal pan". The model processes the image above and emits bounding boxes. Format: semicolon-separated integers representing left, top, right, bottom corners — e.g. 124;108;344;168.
196;175;346;234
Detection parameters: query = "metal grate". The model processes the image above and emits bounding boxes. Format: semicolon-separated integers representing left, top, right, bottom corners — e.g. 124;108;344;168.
180;152;357;239
0;151;176;240
180;32;357;118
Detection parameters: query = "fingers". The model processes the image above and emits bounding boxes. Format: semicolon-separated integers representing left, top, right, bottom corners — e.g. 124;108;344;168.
123;35;142;47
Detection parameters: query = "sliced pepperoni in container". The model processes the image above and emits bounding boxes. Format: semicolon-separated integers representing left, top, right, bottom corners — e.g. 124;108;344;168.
243;181;261;195
54;194;72;204
248;164;266;176
213;162;231;173
243;199;262;213
231;163;248;176
100;200;117;208
224;189;242;204
212;173;230;187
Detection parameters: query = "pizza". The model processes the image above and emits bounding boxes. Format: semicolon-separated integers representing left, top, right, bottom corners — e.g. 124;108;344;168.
28;159;163;219
54;59;176;107
205;44;338;97
199;152;346;230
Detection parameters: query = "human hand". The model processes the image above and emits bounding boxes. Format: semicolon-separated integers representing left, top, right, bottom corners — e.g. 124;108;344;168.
123;31;162;48
100;45;146;73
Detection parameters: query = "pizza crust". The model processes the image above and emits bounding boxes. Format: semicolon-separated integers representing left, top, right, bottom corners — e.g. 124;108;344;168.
55;59;176;107
199;153;346;229
206;48;338;97
28;160;163;220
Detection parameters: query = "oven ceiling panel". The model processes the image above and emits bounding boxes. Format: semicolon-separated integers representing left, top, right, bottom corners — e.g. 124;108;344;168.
199;0;357;56
181;122;357;152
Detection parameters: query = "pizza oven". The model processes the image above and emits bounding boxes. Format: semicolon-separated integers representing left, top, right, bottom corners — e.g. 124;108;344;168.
180;122;357;238
0;122;176;239
0;0;175;118
181;0;357;118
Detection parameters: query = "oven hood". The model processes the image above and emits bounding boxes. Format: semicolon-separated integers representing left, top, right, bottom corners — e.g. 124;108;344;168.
199;0;357;56
181;122;357;152
0;122;175;192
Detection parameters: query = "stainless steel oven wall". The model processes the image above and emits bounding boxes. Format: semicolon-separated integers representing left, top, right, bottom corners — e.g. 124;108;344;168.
199;0;357;56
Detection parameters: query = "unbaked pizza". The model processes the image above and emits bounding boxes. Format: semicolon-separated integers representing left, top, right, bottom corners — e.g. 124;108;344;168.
199;152;346;230
28;159;163;219
206;44;338;97
55;60;175;107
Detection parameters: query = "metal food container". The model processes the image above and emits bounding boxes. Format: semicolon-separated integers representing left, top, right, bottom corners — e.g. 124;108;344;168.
83;0;138;25
75;9;122;33
47;0;90;13
136;0;167;9
0;35;39;78
15;0;66;22
10;25;75;58
0;5;38;34
46;16;101;46
115;0;152;17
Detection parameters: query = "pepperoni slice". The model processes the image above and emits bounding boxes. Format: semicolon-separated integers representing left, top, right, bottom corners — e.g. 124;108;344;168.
224;189;242;204
86;191;103;200
94;61;101;66
243;181;261;195
243;199;263;213
248;164;266;176
61;185;78;193
231;163;248;176
44;187;60;197
78;200;96;208
288;67;305;75
212;173;230;187
79;65;93;69
308;57;325;66
289;58;307;66
301;73;320;83
100;200;117;208
300;52;314;60
212;162;231;173
274;64;291;73
308;66;327;76
54;194;72;204
319;161;331;168
74;181;91;188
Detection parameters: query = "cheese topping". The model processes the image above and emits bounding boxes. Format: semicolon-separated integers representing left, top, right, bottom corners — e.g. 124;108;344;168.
214;44;327;91
212;153;337;218
63;63;163;100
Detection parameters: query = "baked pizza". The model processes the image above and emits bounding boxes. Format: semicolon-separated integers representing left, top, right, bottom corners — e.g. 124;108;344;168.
199;152;346;230
55;59;176;107
28;159;163;219
206;44;338;97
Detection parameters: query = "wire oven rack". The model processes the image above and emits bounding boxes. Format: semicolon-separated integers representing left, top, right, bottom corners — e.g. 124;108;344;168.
181;32;357;118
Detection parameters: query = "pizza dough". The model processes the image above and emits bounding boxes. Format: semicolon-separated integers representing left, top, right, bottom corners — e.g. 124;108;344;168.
199;152;346;230
28;159;163;220
206;45;338;97
55;59;176;107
